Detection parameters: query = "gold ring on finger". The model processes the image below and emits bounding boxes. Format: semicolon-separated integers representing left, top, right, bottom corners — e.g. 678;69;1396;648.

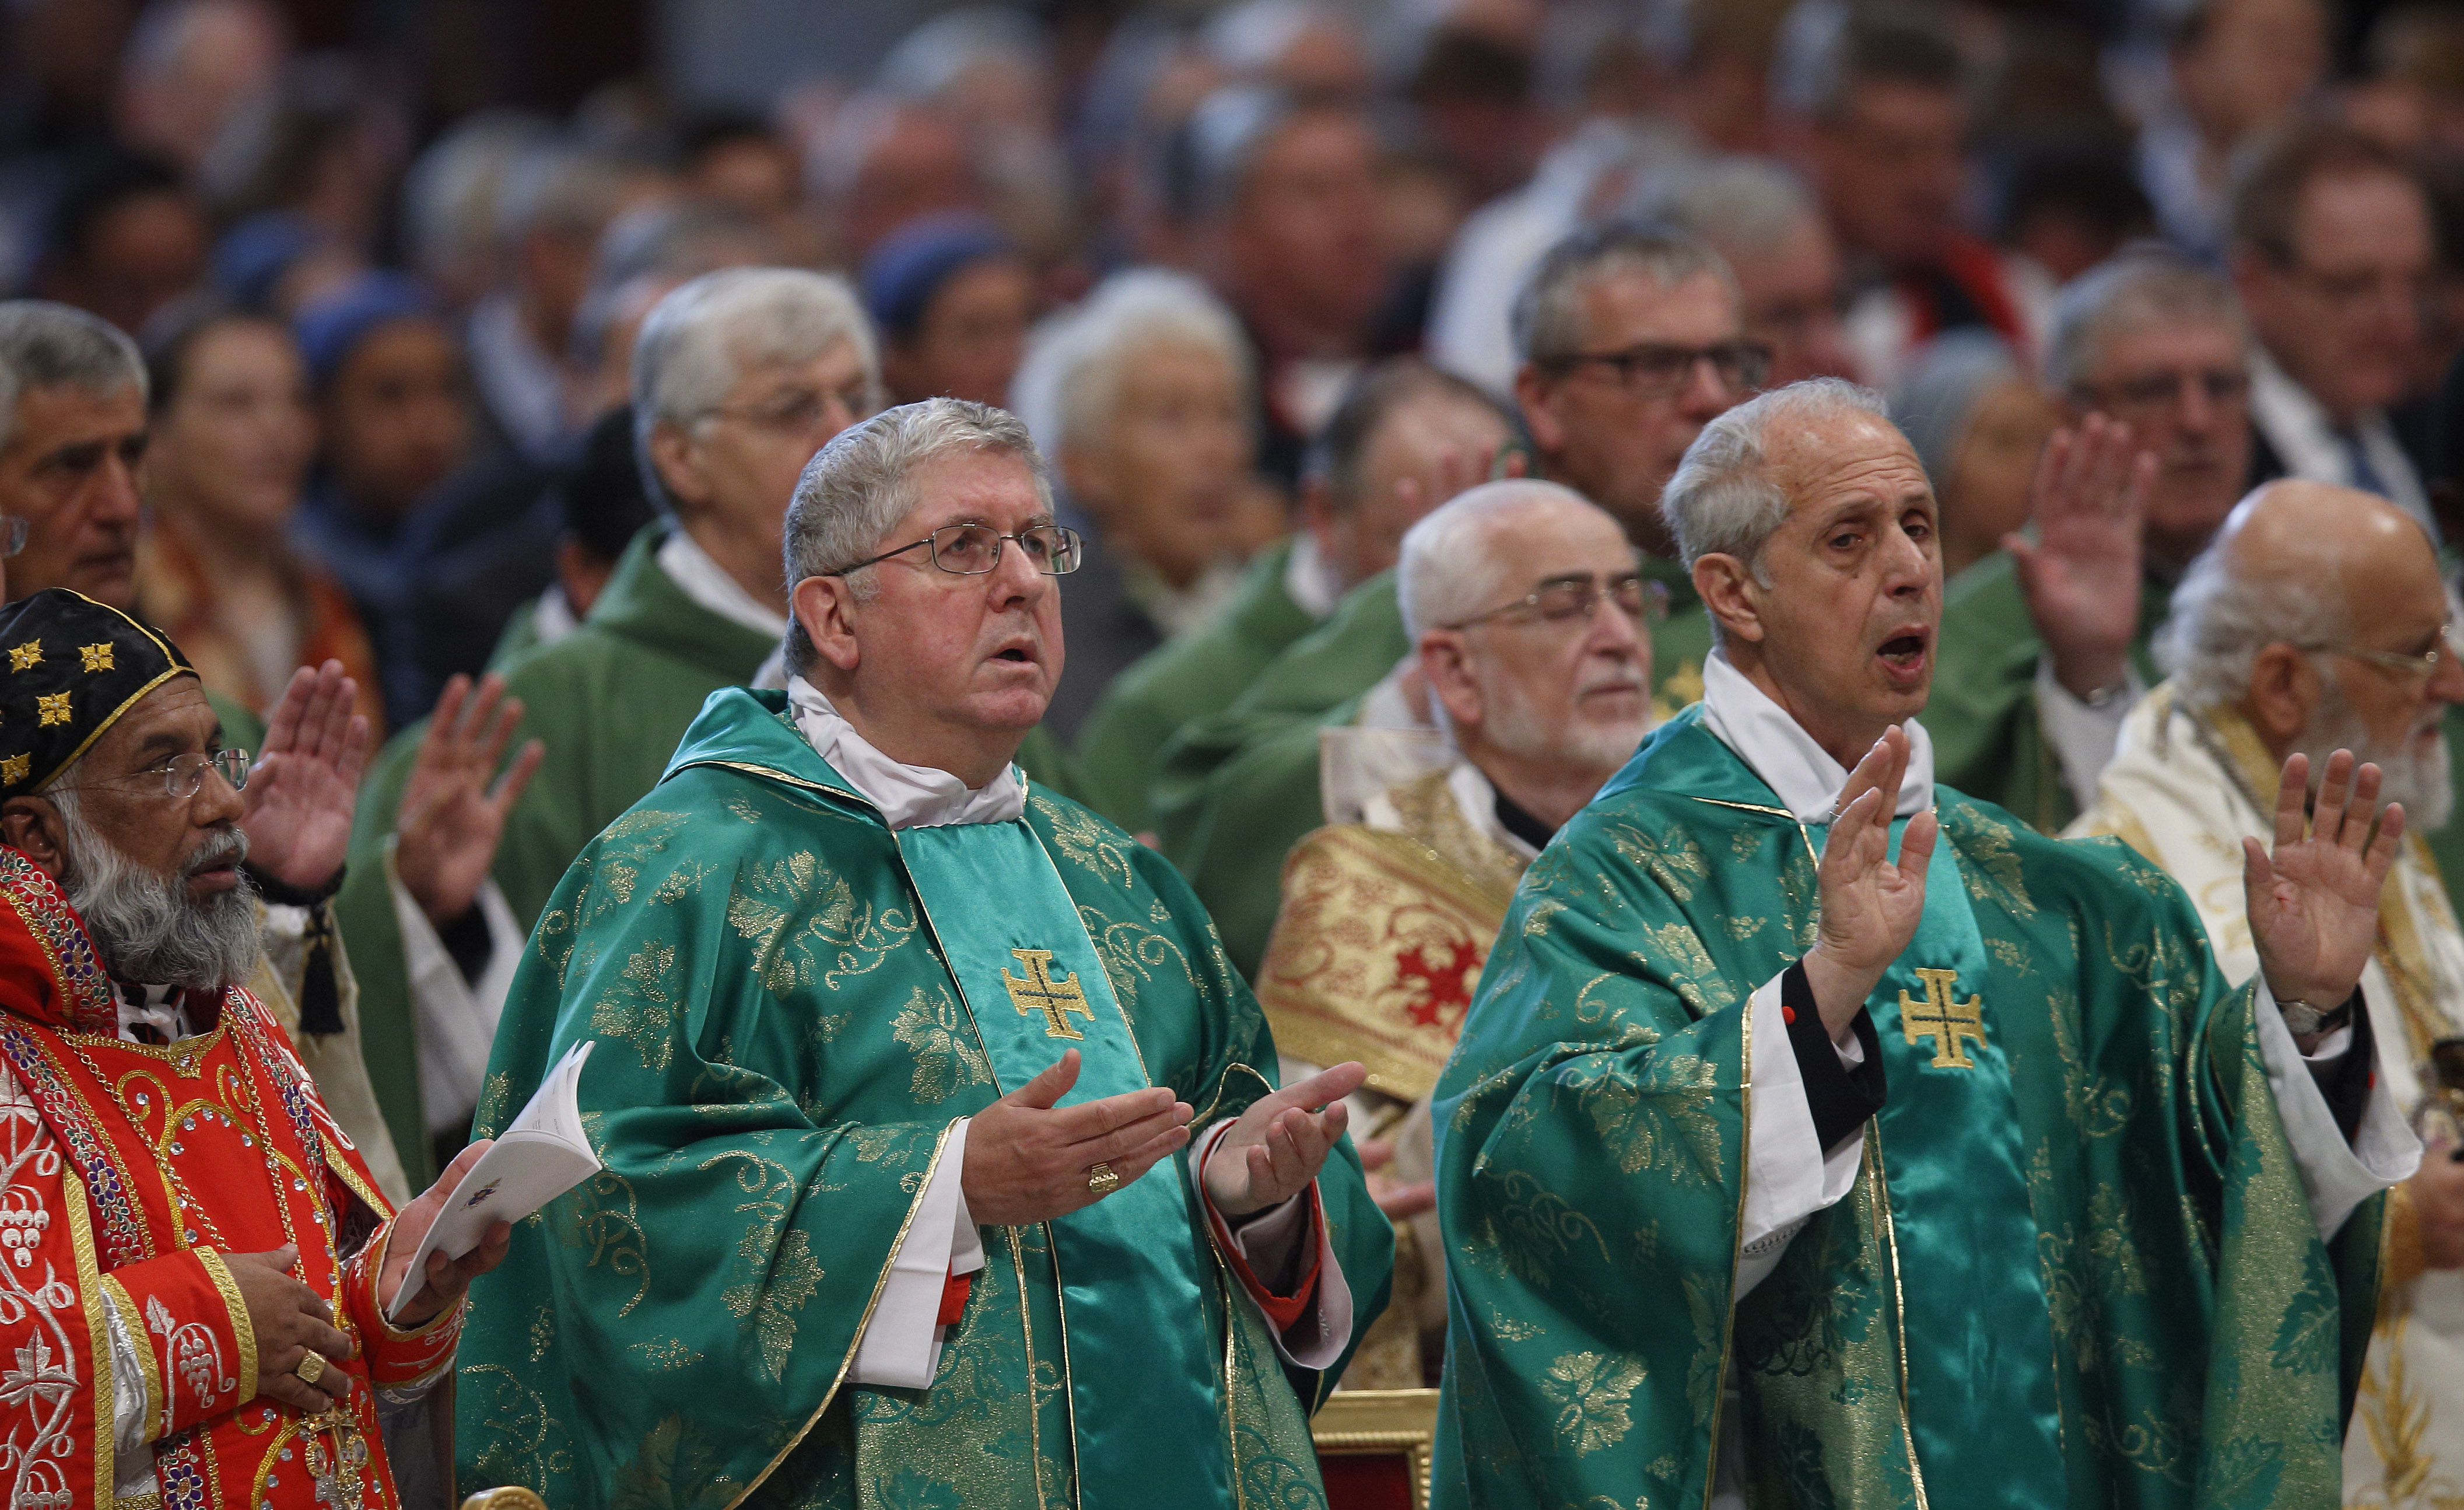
295;1350;328;1387
1086;1162;1121;1196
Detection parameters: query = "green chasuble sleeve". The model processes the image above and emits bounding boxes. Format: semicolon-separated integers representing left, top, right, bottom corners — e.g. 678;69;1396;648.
454;688;1393;1510
1926;552;2167;835
1072;538;1317;833
1431;708;2382;1510
333;524;778;1183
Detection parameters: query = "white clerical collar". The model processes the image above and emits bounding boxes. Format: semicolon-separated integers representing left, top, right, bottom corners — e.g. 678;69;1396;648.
1282;532;1345;621
657;527;790;639
1697;649;1933;824
787;676;1026;830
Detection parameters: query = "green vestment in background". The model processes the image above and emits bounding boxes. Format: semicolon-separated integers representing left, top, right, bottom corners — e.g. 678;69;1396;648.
1432;707;2381;1509
454;687;1392;1510
1073;538;1318;833
1926;552;2167;835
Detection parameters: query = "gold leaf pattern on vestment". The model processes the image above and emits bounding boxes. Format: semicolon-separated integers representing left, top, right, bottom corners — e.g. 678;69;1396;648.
1031;793;1137;888
1562;1047;1726;1185
628;1337;704;1372
593;940;679;1071
890;985;994;1102
1541;1350;1646;1454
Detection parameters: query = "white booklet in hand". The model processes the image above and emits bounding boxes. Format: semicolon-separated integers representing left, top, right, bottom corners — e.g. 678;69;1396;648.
386;1039;601;1323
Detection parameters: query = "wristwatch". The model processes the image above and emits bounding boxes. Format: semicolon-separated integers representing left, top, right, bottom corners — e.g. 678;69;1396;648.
2277;994;2354;1038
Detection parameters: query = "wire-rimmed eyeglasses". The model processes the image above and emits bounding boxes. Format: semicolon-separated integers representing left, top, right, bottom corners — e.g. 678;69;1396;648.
2300;624;2464;682
1442;573;1668;631
823;523;1084;578
68;749;251;801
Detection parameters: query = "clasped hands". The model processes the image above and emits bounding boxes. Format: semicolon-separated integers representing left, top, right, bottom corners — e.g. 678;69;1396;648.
1804;729;2402;1047
961;1049;1367;1226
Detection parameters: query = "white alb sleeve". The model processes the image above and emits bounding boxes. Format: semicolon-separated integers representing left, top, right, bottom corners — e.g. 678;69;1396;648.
1737;972;1866;1298
848;1118;984;1389
2032;656;2144;814
2249;982;2420;1240
1189;1122;1354;1369
384;843;522;1137
103;1286;156;1495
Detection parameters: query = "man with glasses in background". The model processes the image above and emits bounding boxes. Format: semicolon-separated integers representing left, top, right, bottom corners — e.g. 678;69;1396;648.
1927;248;2256;836
1251;480;1659;1392
2230;120;2440;525
2073;478;2464;1504
332;266;885;1185
458;398;1392;1510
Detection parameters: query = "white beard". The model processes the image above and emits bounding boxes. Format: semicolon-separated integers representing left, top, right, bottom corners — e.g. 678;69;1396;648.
2294;685;2455;836
50;789;262;992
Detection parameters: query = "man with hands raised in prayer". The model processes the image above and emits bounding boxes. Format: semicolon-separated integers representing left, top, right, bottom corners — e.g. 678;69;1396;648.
456;398;1390;1510
1431;378;2419;1510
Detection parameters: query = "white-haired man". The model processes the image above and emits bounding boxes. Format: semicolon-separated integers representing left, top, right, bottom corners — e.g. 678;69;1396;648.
1433;379;2418;1507
0;587;507;1510
1253;479;1656;1389
332;266;877;1184
2073;479;2464;1502
455;399;1393;1509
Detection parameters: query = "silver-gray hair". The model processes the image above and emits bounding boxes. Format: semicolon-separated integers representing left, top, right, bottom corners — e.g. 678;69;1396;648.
1659;377;1891;576
1509;222;1738;366
1624;157;1821;258
630;267;879;517
780;398;1052;676
2153;532;2346;712
47;783;261;991
1397;479;1600;639
0;301;146;457
2044;244;2248;396
1008;268;1251;463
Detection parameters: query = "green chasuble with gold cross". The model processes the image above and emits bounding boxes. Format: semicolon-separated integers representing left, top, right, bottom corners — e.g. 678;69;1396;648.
454;686;1392;1510
1431;705;2383;1510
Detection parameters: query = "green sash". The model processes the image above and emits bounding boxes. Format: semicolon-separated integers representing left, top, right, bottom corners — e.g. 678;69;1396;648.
1807;813;2065;1494
896;817;1233;1510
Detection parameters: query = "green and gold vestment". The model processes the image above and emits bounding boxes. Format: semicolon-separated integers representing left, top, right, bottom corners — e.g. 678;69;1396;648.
454;687;1393;1510
1432;707;2383;1509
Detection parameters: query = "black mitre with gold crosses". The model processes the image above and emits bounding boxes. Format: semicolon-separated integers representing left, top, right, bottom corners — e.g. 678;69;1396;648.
0;590;197;798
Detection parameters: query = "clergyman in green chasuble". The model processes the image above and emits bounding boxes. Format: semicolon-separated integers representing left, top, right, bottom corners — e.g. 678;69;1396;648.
1431;380;2419;1509
454;400;1393;1510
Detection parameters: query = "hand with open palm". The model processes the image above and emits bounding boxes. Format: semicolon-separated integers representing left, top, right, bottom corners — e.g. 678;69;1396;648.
2245;749;2403;1042
240;660;371;891
1803;727;1938;1038
2007;414;2158;699
395;673;545;927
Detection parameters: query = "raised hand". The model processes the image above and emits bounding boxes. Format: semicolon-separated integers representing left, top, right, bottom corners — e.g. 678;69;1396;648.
225;1245;356;1414
1358;1136;1436;1221
241;660;373;891
961;1049;1194;1225
395;673;546;927
2006;414;2159;699
381;1137;513;1325
1202;1061;1366;1219
2245;749;2403;1036
1802;727;1938;1036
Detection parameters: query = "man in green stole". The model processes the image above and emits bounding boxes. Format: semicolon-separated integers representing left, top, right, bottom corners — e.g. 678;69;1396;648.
1254;481;1659;1389
456;398;1393;1509
332;267;881;1181
1156;223;1744;974
1927;248;2258;835
1073;360;1512;835
1434;379;2420;1508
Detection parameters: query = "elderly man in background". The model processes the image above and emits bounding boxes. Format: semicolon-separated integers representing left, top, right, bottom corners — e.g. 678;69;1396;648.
2074;479;2464;1503
332;266;879;1182
1626;155;1859;389
0;587;507;1510
0;297;420;1198
1929;248;2255;834
457;398;1391;1509
2231;121;2441;521
1074;358;1512;834
1153;222;1754;977
1254;479;1655;1390
1435;378;2416;1508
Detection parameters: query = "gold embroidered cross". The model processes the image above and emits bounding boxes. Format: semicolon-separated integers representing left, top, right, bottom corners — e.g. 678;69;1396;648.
0;755;25;786
36;692;71;727
78;643;112;672
1001;948;1093;1040
1899;968;1986;1068
6;642;40;672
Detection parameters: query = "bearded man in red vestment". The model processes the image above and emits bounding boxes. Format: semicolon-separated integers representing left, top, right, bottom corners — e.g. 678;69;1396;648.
0;588;508;1510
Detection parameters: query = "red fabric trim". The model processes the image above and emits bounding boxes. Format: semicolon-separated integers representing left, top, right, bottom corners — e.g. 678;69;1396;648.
1205;1175;1326;1332
937;1270;973;1326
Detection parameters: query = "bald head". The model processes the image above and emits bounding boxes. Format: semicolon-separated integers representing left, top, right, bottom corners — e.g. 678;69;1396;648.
2160;478;2461;828
1397;479;1605;636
